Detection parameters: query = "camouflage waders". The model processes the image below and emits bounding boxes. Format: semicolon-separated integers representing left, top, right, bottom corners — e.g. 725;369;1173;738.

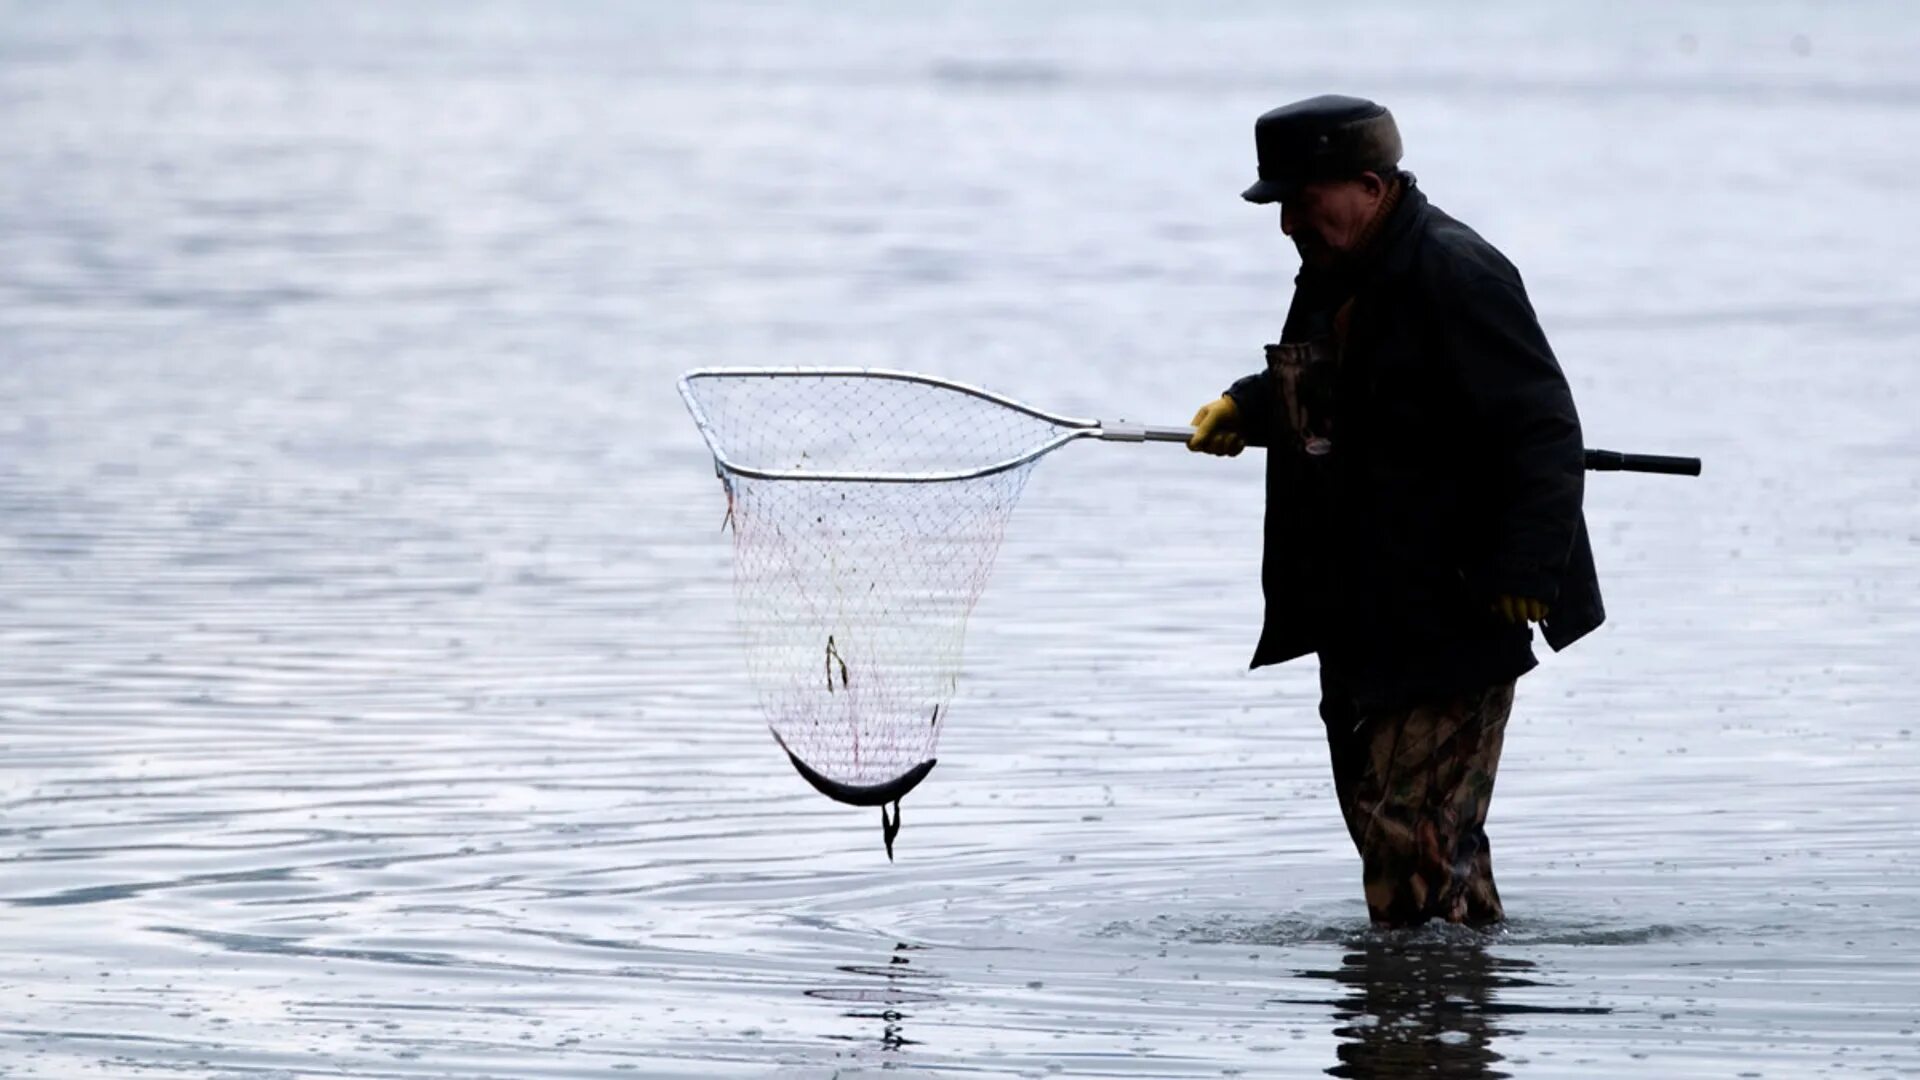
1319;671;1513;928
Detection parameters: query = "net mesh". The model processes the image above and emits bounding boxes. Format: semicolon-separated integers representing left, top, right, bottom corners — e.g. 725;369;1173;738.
683;372;1077;802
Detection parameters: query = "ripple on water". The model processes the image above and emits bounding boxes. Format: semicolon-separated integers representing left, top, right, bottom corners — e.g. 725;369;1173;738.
4;3;1920;1078
1099;910;1703;950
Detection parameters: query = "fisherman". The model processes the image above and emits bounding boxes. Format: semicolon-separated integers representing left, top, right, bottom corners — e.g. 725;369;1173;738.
1188;95;1602;928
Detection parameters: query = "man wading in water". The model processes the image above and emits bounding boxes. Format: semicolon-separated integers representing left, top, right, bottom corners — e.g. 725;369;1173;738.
1188;96;1602;928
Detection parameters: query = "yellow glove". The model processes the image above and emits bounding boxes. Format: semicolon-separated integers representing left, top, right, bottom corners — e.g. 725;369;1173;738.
1492;595;1549;625
1187;395;1245;457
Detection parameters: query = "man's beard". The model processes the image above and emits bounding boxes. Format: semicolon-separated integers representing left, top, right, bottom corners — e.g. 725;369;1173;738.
1293;231;1334;268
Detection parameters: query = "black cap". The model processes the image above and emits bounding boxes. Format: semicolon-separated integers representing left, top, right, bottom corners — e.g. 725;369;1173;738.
1241;95;1403;204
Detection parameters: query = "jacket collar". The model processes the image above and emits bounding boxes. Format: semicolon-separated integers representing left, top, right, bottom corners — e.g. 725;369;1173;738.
1366;179;1427;286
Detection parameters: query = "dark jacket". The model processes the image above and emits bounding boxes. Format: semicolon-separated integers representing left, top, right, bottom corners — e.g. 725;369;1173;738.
1227;181;1602;711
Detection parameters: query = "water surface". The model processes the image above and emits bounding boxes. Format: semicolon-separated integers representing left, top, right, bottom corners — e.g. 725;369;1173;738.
3;2;1918;1076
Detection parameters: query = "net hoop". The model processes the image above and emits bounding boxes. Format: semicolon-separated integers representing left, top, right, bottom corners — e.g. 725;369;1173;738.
678;367;1101;483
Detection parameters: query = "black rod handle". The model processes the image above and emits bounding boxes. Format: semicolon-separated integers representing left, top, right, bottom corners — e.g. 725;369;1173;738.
1584;449;1702;476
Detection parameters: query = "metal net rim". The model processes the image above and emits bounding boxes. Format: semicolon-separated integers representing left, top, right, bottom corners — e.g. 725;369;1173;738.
678;366;1098;482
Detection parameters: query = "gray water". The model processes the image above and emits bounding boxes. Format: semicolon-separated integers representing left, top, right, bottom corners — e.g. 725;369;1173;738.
3;2;1918;1077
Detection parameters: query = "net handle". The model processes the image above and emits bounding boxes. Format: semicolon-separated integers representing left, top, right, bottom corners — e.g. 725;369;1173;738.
1095;422;1205;443
1166;423;1702;475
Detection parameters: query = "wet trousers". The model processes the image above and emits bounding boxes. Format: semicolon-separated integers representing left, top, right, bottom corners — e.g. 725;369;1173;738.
1319;669;1514;928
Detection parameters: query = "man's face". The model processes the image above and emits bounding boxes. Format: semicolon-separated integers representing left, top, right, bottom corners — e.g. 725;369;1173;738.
1280;173;1387;268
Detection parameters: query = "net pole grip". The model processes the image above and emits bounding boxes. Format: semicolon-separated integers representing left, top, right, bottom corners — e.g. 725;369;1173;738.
1100;422;1197;443
1583;449;1703;476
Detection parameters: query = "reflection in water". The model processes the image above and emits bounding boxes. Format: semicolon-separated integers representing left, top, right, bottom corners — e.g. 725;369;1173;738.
1292;934;1609;1079
808;942;941;1054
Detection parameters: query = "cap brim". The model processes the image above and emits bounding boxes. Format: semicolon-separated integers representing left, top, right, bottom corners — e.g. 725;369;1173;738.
1241;178;1291;204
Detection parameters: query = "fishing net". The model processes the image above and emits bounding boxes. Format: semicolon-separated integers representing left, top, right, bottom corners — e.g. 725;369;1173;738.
680;370;1083;857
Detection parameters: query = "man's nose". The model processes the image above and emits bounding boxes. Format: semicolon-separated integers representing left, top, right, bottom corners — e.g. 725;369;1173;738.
1279;202;1295;236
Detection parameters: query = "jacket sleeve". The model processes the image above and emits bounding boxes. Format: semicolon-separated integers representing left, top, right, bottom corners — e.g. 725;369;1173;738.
1224;368;1277;449
1436;265;1585;604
